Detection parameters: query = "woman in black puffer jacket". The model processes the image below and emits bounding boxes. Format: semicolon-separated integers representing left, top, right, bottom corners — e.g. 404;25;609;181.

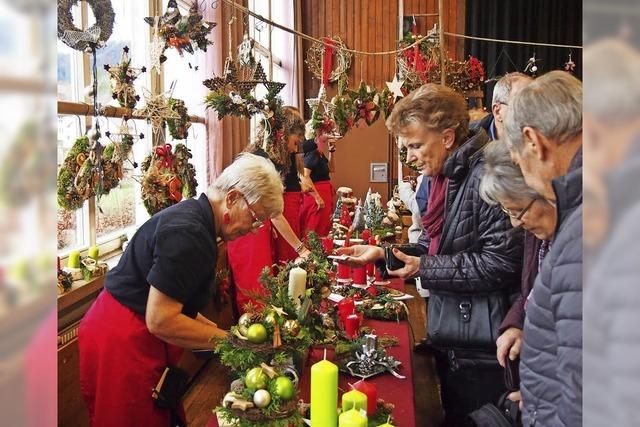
338;84;523;426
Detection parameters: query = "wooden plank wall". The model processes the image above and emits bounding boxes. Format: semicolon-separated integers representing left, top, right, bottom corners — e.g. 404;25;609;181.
302;0;465;107
300;0;465;201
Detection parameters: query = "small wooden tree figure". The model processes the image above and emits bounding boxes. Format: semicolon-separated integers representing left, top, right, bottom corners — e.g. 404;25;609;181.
351;200;365;234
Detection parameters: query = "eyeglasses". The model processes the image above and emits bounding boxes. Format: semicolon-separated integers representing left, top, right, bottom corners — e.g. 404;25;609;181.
498;101;509;106
242;196;264;230
500;198;538;221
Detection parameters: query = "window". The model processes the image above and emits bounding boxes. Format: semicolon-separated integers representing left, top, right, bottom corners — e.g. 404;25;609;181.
57;0;208;259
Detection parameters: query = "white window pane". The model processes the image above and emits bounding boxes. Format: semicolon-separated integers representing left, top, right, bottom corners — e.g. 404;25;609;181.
92;0;150;107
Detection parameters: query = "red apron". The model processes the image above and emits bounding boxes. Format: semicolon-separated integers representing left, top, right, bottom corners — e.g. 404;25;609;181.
226;220;274;314
78;290;185;427
302;180;335;237
274;191;303;263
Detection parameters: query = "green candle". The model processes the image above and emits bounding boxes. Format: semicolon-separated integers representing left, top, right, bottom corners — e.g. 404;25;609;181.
88;246;100;260
342;389;367;413
310;358;338;427
338;407;367;427
377;414;394;426
67;250;80;268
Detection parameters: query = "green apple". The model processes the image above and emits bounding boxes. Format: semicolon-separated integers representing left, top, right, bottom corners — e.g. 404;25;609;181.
245;367;268;390
273;376;295;401
246;323;268;344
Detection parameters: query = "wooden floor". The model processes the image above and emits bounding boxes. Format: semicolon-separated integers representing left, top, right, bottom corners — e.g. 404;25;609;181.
183;281;444;427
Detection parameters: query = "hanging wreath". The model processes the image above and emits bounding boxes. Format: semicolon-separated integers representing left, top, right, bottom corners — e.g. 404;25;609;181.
396;32;442;93
167;98;191;140
57;132;135;211
141;143;197;215
305;36;352;85
58;0;115;52
348;81;381;126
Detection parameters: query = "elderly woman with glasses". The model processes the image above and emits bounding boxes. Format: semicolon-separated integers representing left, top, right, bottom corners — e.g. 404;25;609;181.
338;84;523;424
78;153;284;427
479;141;557;387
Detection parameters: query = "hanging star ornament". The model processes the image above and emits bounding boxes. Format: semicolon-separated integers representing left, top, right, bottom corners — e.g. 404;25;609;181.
564;53;576;73
104;46;146;109
144;0;215;62
306;84;334;114
386;74;405;100
149;18;166;73
134;89;181;133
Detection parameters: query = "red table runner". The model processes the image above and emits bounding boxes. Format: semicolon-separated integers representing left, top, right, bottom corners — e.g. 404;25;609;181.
206;279;416;427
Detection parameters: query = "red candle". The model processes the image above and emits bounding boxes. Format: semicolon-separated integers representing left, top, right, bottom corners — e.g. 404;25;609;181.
321;237;334;254
365;262;374;278
57;256;61;272
351;266;367;285
345;313;360;338
353;379;378;415
337;263;351;280
374;266;383;282
366;237;377;279
361;229;371;242
337;297;355;320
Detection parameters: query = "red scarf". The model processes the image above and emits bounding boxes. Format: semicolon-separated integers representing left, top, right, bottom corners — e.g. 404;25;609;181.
422;174;448;255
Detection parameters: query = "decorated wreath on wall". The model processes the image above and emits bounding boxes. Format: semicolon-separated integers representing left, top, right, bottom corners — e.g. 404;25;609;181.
58;0;115;52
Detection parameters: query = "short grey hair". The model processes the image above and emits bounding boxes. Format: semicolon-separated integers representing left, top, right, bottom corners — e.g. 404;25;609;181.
491;72;532;106
504;70;582;152
584;39;640;124
480;140;540;205
209;153;284;217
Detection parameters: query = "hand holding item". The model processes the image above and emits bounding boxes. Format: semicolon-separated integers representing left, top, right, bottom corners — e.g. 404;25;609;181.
507;390;523;411
335;244;385;266
496;327;523;367
386;248;420;279
298;247;312;259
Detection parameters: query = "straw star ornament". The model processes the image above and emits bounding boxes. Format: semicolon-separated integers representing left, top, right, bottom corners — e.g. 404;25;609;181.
135;89;181;132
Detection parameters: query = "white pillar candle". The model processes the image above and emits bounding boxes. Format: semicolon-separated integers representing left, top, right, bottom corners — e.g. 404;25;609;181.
288;266;307;308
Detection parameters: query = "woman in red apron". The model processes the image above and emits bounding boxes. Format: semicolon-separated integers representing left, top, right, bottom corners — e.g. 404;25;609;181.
227;106;313;314
301;134;336;236
79;154;284;426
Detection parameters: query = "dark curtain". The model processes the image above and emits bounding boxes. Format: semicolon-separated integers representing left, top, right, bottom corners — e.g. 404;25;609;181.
465;0;582;107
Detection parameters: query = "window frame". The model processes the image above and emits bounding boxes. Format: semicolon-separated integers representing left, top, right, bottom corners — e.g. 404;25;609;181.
56;0;207;266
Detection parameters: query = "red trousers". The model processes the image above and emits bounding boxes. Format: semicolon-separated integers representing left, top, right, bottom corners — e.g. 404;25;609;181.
79;290;184;427
274;191;304;264
226;221;274;314
302;180;335;237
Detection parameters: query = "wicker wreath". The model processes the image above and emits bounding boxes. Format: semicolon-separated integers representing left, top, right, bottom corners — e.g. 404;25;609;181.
305;36;352;83
58;0;115;51
228;399;300;422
